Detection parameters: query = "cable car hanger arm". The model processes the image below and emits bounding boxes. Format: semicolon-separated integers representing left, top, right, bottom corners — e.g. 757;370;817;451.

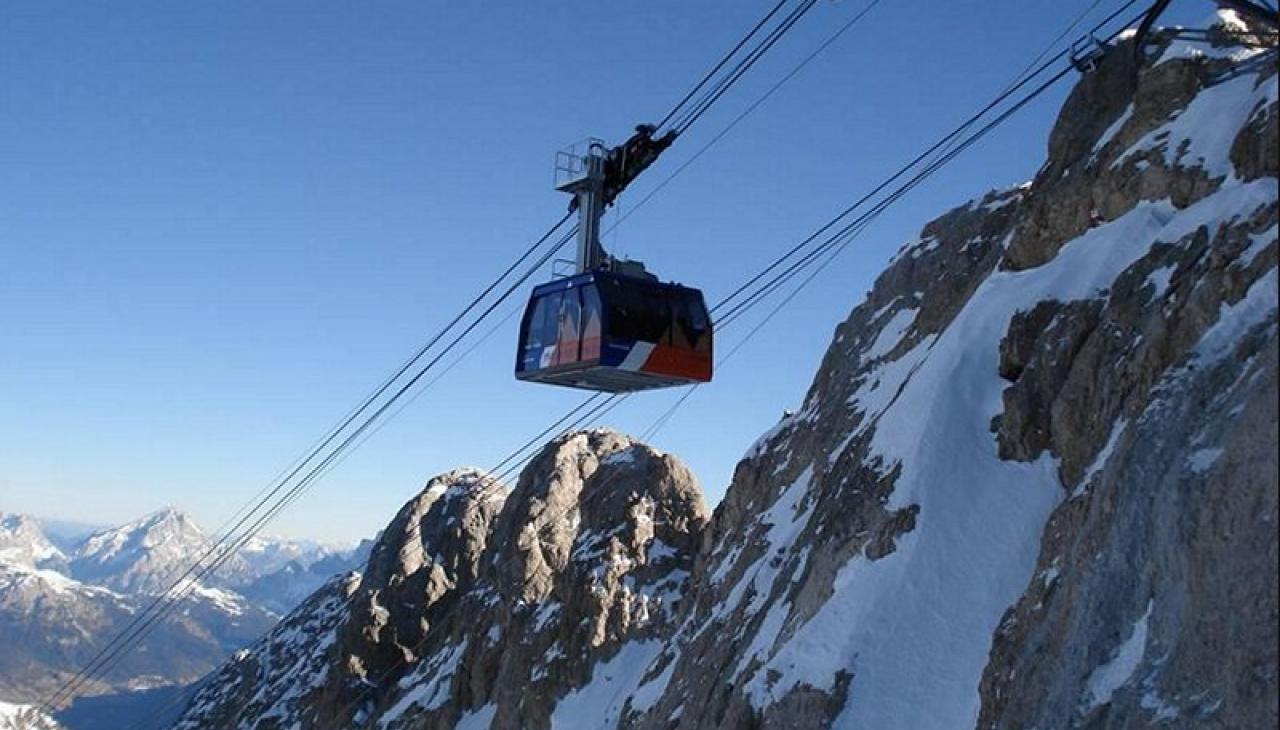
568;124;680;213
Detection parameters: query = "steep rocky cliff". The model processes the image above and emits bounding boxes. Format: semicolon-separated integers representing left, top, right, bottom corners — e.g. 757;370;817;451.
176;432;708;729
174;16;1276;730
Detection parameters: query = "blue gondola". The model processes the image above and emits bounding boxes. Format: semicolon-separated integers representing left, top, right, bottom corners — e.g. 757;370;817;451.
515;269;712;392
515;134;714;393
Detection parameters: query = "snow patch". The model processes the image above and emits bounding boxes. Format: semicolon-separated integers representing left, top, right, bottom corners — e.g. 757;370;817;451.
864;308;918;361
549;640;663;729
1076;419;1129;496
1141;687;1181;721
1093;103;1135;155
1194;268;1278;364
628;657;676;715
381;640;470;723
454;704;497;730
1238;225;1277;268
1145;264;1176;298
1084;600;1153;711
1186;447;1224;474
1114;70;1277;179
602;448;639;466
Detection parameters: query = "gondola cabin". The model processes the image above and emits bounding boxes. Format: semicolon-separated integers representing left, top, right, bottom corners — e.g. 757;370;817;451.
515;270;712;392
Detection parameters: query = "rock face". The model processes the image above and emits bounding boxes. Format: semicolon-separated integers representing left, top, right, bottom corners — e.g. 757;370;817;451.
174;16;1276;730
175;434;708;730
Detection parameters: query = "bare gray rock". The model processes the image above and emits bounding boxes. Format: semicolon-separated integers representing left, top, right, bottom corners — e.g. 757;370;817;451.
173;431;708;730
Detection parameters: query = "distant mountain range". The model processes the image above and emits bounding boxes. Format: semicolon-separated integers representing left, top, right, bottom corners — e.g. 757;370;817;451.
0;507;370;727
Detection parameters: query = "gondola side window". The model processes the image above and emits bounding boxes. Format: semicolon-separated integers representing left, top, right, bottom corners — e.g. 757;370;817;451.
556;287;582;365
671;292;702;349
647;291;673;344
581;285;602;360
603;279;684;345
528;290;563;355
606;283;640;342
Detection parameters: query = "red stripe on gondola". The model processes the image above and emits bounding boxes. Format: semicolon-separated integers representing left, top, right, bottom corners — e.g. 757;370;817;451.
640;343;712;381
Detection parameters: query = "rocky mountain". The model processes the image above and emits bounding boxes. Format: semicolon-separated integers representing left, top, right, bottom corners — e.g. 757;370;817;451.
174;15;1276;730
0;556;275;704
0;508;362;712
176;434;707;729
0;515;67;573
0;702;64;730
69;508;253;595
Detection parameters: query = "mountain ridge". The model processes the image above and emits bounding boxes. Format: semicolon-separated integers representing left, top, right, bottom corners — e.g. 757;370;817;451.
0;507;366;711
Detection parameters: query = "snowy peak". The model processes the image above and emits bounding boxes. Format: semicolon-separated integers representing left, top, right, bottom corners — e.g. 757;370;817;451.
76;507;204;560
238;534;351;576
69;507;247;595
0;553;274;704
0;507;357;707
0;514;67;571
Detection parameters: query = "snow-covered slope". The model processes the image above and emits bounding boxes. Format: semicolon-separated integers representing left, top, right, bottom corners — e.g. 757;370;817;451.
174;17;1277;730
630;23;1276;729
0;701;64;730
238;535;352;578
0;556;275;704
0;515;67;572
0;504;365;708
70;507;252;595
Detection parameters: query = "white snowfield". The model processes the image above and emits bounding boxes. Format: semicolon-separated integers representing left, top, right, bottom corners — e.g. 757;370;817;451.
0;701;64;730
0;514;67;570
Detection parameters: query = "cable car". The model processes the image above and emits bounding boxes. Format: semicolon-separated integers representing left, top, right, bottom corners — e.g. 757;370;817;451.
515;269;712;392
515;134;714;392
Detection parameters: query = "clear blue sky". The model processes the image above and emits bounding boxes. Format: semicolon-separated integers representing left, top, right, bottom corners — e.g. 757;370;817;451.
0;1;1203;543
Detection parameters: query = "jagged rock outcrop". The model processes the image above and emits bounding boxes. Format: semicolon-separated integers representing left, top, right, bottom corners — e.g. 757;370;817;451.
175;432;709;730
175;13;1276;729
373;431;707;730
333;468;508;718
